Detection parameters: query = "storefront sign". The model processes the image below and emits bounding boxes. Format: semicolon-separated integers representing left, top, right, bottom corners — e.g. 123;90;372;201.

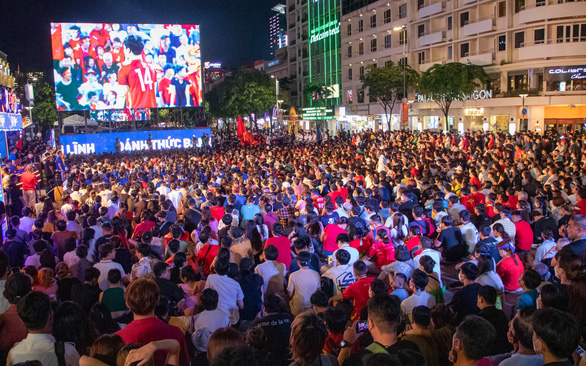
59;128;211;155
464;108;484;116
545;65;586;81
204;62;222;69
416;90;493;103
309;20;340;43
301;107;335;120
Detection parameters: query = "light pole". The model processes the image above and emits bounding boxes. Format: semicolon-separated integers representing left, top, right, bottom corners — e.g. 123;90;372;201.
394;25;407;100
394;25;408;129
519;93;528;131
271;75;279;129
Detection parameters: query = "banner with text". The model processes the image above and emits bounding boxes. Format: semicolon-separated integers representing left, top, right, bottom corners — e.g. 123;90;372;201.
59;128;211;155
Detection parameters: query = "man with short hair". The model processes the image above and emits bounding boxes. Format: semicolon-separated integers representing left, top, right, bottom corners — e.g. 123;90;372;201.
251;294;294;365
93;244;127;291
20;165;38;210
329;260;375;321
116;279;189;366
331;233;359;266
338;294;423;365
204;259;244;324
477;286;513;356
459;210;479;255
448;316;496;366
451;263;481;324
184;199;202;233
264;223;291;270
7;292;80;366
558;214;586;260
532;309;581;366
191;288;230;343
401;269;436;316
322;249;357;296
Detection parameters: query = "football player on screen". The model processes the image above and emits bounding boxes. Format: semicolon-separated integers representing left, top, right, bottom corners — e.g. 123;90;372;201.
118;35;157;109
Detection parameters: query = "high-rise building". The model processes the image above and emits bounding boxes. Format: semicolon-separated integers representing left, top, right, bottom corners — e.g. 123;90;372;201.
340;0;586;133
270;4;288;58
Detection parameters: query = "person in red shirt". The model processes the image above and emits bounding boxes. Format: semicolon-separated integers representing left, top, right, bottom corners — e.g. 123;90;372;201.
460;188;476;214
195;232;219;276
350;228;369;256
20;165;38;209
117;35;157;109
470;186;485;206
496;241;524;291
365;229;395;271
405;227;423;257
132;211;155;239
321;218;349;255
575;190;586;215
264;223;292;270
158;65;175;106
116;279;189;366
512;210;534;254
329;261;374;321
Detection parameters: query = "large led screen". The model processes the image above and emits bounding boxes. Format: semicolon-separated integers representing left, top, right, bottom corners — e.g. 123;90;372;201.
51;23;202;111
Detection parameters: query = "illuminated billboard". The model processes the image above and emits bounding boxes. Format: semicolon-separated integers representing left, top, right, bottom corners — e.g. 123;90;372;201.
50;23;202;111
90;108;151;122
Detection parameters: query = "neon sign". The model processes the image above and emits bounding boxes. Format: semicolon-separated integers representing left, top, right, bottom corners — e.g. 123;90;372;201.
310;20;340;43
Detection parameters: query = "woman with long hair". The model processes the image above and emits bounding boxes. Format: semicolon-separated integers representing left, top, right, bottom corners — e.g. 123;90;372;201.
476;253;505;308
202;206;218;239
289;313;334;366
554;252;584;285
53;301;95;356
390;212;408;245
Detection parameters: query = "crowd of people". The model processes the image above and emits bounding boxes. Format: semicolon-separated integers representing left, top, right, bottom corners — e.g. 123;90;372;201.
0;127;585;366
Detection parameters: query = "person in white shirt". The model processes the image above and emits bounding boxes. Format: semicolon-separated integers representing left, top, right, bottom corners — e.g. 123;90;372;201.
204;258;244;325
157;183;171;197
458;210;479;254
93;244;128;291
106;196;121;219
168;183;184;212
322;249;357;296
19;207;35;235
413;237;442;286
191;288;230;345
331;233;359;267
448;196;468;222
491;206;516;239
255;245;286;299
401;269;436;316
287;252;321;316
7;291;80;366
534;229;557;263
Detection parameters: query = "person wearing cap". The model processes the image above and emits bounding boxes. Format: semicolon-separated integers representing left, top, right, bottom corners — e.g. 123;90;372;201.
78;68;103;107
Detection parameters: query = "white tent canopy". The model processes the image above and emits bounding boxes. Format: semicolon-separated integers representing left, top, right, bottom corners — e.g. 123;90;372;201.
53;114;98;127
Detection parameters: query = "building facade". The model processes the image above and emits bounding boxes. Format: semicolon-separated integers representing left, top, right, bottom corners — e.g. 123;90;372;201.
270;4;289;59
340;0;586;133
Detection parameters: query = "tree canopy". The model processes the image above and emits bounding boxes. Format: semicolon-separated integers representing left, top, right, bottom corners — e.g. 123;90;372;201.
206;69;286;124
417;62;489;129
31;82;58;131
361;62;419;130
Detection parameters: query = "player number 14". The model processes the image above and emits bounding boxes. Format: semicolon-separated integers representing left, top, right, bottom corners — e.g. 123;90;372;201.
135;68;153;92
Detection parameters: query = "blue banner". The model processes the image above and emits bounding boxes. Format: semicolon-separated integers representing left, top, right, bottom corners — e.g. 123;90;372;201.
59;128;211;155
0;113;23;130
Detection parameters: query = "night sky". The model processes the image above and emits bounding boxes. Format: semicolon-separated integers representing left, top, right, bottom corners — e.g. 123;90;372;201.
0;0;280;79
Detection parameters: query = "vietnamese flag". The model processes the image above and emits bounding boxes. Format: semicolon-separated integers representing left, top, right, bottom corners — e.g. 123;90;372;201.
237;115;253;145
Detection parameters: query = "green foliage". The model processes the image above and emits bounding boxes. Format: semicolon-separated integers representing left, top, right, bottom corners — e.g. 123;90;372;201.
360;62;419;129
31;82;58;128
417;62;489;129
205;69;287;121
303;83;333;107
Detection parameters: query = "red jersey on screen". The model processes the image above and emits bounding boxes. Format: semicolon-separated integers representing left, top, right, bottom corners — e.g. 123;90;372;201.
111;48;125;65
51;25;64;60
118;59;157;109
158;78;173;104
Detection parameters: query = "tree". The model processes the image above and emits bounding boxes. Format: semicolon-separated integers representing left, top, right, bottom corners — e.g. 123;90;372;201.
360;62;419;131
205;69;287;129
31;82;58;134
303;83;333;129
418;62;489;130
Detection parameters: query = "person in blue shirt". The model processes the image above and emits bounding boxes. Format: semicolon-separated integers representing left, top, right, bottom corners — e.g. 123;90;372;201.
389;272;408;302
515;268;541;313
240;196;261;226
56;151;66;174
